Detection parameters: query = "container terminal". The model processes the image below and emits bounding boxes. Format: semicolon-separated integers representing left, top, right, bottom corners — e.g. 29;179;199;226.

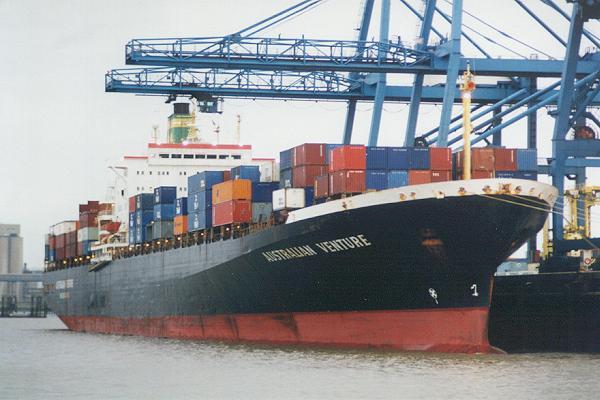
43;0;600;353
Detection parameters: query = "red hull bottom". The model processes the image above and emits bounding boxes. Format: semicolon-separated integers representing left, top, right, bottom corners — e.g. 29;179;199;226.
60;307;498;354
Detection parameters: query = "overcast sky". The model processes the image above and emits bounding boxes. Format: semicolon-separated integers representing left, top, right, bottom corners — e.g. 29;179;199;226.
1;0;599;269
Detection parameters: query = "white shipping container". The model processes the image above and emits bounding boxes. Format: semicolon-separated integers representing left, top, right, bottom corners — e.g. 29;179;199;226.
77;227;99;242
252;159;278;182
272;188;305;211
53;221;78;236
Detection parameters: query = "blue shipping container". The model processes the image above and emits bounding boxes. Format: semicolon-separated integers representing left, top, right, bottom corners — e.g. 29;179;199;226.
135;193;154;210
325;144;344;164
280;148;293;170
516;149;537;171
188;171;225;193
128;212;135;229
135;210;153;227
231;165;260;182
189;209;212;231
80;240;94;256
252;182;279;203
366;170;388;190
516;171;538;180
366;147;387;170
387;170;409;188
134;226;146;244
409;148;430;170
153;203;175;221
387;147;410;170
175;197;188;216
154;186;177;205
129;230;136;245
280;169;293;188
305;187;314;207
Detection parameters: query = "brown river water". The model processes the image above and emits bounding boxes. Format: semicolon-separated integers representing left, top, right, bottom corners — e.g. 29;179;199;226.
1;315;598;399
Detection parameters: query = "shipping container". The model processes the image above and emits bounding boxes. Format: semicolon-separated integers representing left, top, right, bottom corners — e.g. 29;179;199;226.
128;230;136;245
79;212;97;228
408;170;432;185
429;147;452;170
430;170;452;182
152;220;174;239
366;170;387;191
387;170;409;188
55;234;66;249
135;193;154;210
272;188;306;211
188;170;225;193
409;148;430;170
129;196;136;212
387;147;410;170
135;210;153;228
457;148;495;172
493;148;517;171
292;143;327;166
330;145;366;172
213;179;252;204
325;144;344;164
252;182;279;203
154;186;177;205
77;240;94;256
174;215;188;235
471;170;494;179
175;197;188;216
55;247;66;261
314;174;329;199
79;201;100;214
330;170;366;195
292;165;328;188
305;187;314;206
280;169;293;188
212;200;252;226
65;243;77;259
153;203;175;221
252;202;273;224
134;226;146;244
77;227;99;242
279;148;293;170
188;190;212;213
495;171;518;179
366;146;387;170
256;159;278;182
517;148;537;171
231;165;260;182
52;221;78;236
128;212;136;230
66;231;77;245
188;211;205;232
517;171;538;180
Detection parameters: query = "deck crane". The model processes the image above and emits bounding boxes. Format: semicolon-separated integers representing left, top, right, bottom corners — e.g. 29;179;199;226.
106;0;600;259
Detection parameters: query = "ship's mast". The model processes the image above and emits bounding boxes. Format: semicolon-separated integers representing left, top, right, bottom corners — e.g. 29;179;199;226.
460;63;476;181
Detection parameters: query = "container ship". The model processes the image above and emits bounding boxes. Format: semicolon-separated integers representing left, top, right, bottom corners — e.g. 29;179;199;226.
43;103;557;353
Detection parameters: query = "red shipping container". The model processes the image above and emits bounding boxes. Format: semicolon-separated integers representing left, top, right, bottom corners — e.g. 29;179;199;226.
329;170;366;195
56;247;66;261
329;145;366;172
292;165;328;188
48;235;56;250
292;143;326;166
66;231;78;245
65;243;77;259
77;242;84;256
456;148;495;172
409;170;432;185
55;234;66;249
128;196;136;212
314;174;329;198
429;147;452;170
430;170;452;182
79;211;98;228
212;200;252;227
471;170;494;179
223;170;231;181
493;148;517;171
79;201;100;213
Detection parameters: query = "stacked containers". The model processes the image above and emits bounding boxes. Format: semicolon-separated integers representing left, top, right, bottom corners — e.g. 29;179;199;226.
153;186;176;240
279;148;293;188
231;165;261;182
252;182;278;223
78;201;99;256
212;179;252;226
188;171;224;231
174;197;188;235
386;147;410;188
492;148;517;179
133;193;154;244
455;148;495;179
515;148;538;180
408;147;431;185
292;143;328;189
329;145;366;195
366;147;387;191
53;221;77;261
429;147;453;182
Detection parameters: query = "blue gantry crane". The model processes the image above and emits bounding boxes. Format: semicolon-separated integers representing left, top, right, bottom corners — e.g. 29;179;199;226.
106;0;600;258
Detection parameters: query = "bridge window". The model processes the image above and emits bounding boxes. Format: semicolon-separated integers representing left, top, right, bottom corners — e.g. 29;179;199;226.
195;154;205;159
159;154;169;159
232;155;241;160
219;155;228;160
171;154;182;159
207;154;217;159
183;154;193;159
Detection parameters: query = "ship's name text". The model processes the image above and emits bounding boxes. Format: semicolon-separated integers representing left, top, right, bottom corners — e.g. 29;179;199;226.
261;234;372;263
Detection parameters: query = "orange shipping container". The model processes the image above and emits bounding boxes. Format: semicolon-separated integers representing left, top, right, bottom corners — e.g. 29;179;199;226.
430;170;452;182
212;179;252;205
493;148;517;171
174;215;188;235
456;148;495;172
429;147;452;170
471;170;494;179
408;170;432;185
